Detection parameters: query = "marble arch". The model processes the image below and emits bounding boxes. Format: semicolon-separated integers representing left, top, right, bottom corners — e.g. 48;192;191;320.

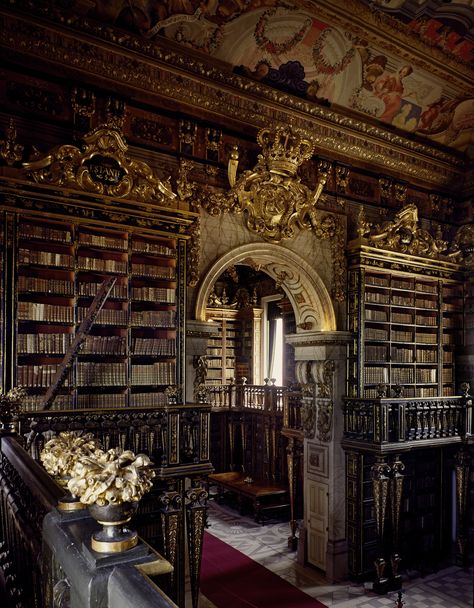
194;243;336;332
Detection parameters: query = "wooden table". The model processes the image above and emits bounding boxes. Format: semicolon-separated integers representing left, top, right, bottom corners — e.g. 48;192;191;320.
208;472;290;524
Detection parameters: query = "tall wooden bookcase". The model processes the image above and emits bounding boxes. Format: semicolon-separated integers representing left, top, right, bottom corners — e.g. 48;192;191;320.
343;205;467;579
0;127;197;411
347;242;464;400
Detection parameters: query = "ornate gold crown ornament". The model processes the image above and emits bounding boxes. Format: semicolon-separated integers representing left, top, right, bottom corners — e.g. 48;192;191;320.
226;124;329;243
256;125;314;177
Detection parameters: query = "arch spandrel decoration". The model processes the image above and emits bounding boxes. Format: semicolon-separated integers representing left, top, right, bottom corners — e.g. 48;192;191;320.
23;125;177;206
194;243;336;332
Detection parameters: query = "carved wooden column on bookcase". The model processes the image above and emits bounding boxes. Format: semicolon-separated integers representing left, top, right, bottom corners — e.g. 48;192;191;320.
371;457;391;593
186;481;208;608
2;213;16;392
371;455;405;593
160;488;184;606
454;446;470;566
228;416;237;472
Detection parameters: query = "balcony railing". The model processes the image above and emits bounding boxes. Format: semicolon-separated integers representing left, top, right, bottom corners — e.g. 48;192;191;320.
206;379;286;413
16;403;212;476
343;395;472;449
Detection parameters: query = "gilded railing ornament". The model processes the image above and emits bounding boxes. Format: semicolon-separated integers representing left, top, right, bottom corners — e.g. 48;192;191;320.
67;448;155;506
165;384;182;405
67;447;155;552
357;203;461;260
0;386;26;432
23;125;177;204
40;431;102;511
0;119;24;166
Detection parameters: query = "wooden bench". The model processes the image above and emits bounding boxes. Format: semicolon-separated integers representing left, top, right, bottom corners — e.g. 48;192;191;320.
208;472;290;524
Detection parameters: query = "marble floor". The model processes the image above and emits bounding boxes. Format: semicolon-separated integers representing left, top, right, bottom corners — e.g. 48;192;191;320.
197;500;473;608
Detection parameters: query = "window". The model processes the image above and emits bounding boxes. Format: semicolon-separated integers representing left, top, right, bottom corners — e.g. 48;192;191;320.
262;297;284;385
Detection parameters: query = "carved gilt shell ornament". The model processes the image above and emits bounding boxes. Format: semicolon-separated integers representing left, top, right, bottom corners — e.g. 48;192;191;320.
23;125;176;205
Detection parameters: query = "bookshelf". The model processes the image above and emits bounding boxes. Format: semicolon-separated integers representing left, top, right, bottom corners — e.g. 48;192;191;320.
237;307;263;384
205;308;240;385
205;306;263;385
14;215;181;411
347;246;464;399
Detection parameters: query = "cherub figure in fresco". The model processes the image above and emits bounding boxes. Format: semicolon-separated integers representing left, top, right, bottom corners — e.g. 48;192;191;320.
372;64;413;123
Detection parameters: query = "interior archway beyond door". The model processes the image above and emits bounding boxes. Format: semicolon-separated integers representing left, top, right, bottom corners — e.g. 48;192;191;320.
195;244;336;332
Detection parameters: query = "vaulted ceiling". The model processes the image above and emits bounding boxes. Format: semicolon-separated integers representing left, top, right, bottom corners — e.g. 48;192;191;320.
74;0;474;157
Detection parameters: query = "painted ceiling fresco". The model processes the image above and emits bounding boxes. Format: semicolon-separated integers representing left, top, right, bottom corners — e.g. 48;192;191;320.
75;1;474;155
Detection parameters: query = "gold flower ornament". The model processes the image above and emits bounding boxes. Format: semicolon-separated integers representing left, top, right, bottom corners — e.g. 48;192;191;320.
67;448;155;506
40;431;101;484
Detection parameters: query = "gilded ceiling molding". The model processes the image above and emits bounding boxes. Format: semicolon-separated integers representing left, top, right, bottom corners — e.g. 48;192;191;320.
357;203;462;260
23;125;176;204
0;10;464;189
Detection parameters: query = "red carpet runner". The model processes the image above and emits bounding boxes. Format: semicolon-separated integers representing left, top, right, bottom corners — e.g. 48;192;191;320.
200;531;328;608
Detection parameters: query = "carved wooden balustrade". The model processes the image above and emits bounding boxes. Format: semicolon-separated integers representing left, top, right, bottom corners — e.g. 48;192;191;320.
18;404;212;475
343;396;471;448
343;393;473;577
0;434;62;607
207;379;286;412
14;404;212;608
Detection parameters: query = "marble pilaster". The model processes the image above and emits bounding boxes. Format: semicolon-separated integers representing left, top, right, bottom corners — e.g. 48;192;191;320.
286;330;352;582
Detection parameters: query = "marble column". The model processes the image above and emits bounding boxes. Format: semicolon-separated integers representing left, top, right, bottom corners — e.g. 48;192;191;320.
286;330;352;582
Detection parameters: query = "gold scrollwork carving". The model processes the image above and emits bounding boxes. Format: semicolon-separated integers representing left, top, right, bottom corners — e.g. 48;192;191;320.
335;164;350;194
394;182;407;206
314;360;335;442
228;124;327;243
453;223;474;268
358;203;460;260
24;125;177;204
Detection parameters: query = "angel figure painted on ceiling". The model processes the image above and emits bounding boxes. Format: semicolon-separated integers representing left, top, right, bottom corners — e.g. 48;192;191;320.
372;64;414;123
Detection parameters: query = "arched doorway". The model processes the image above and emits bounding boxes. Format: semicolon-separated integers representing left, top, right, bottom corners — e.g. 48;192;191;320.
194;243;336;332
192;243;347;577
